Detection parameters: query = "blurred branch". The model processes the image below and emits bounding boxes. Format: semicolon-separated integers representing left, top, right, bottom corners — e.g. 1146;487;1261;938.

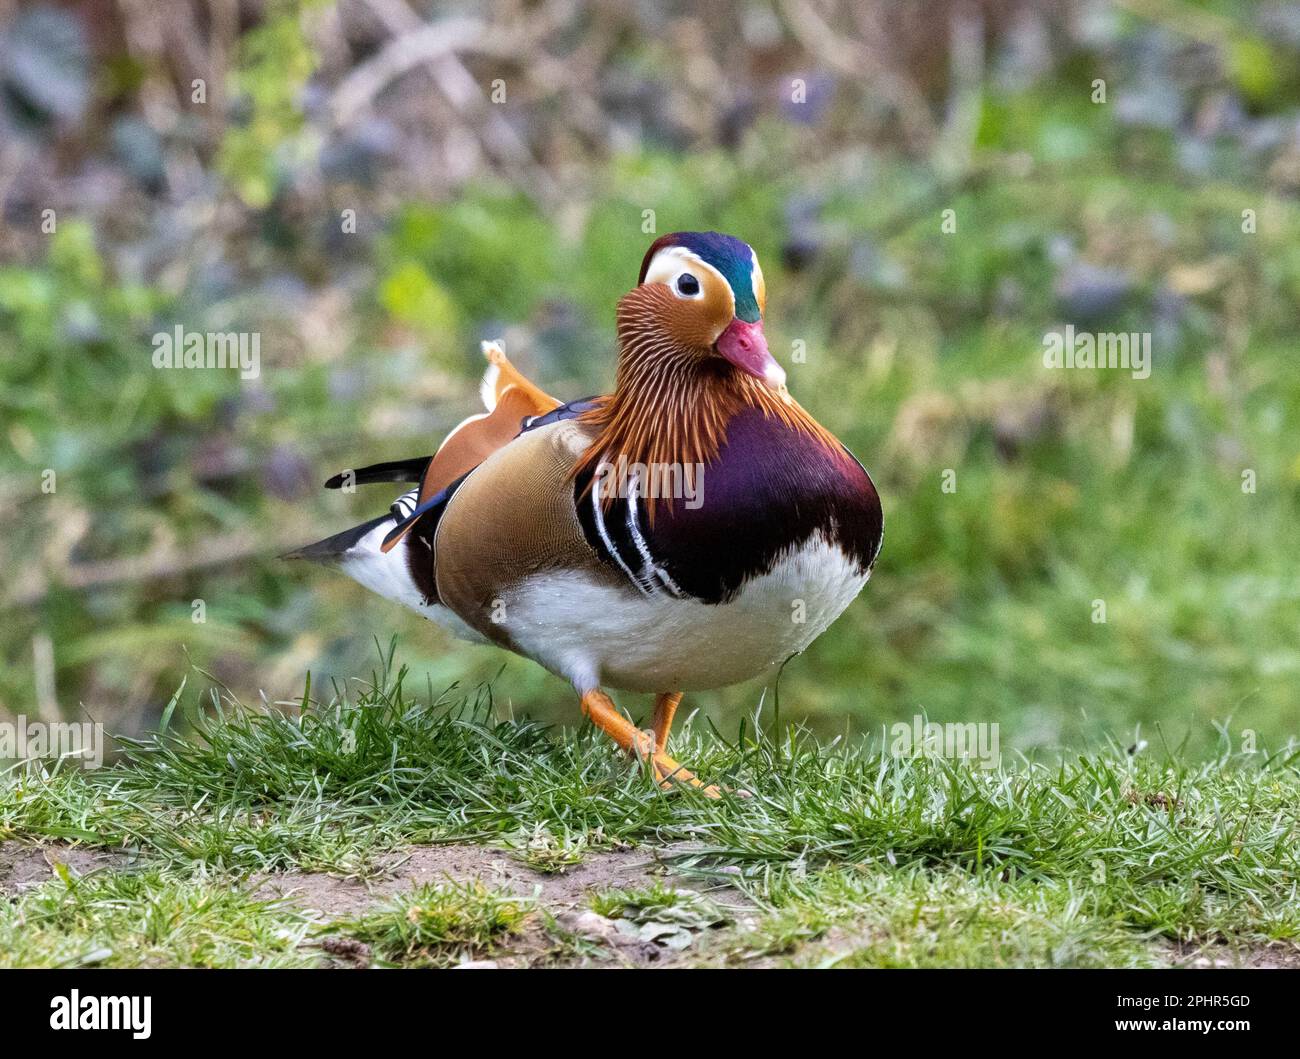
32;632;59;722
330;16;484;127
4;531;307;611
206;0;240;138
777;0;937;150
331;1;562;207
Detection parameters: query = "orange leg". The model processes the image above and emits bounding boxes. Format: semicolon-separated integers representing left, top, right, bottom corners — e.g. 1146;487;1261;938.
580;689;718;798
651;691;683;754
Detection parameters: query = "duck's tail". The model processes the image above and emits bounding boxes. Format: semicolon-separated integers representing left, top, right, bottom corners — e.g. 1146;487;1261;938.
279;514;392;563
284;340;562;599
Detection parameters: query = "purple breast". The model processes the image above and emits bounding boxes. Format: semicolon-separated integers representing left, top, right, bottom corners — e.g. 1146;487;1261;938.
644;407;883;604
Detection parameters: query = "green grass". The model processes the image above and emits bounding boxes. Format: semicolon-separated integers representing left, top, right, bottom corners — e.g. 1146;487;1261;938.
588;882;728;952
0;868;317;968
715;868;1164;968
329;881;531;967
588;880;715;922
2;656;1297;967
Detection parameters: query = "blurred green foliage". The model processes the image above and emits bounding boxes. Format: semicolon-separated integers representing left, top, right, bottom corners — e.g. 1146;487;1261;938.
218;2;320;208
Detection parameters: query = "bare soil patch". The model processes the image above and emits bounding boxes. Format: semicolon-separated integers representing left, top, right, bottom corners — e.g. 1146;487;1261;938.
0;841;127;895
1167;941;1300;970
254;842;689;915
255;841;747;967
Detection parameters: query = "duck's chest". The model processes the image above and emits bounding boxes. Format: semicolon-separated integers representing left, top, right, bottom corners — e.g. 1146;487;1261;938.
576;406;883;605
500;534;873;692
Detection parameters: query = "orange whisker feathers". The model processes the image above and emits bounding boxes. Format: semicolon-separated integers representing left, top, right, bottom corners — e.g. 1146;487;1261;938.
572;285;841;522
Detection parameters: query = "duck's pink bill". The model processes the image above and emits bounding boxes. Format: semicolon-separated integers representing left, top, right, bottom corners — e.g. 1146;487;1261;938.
715;318;786;390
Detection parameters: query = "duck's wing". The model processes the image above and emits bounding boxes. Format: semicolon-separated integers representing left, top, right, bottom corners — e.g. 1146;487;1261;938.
292;342;580;563
317;341;557;494
379;371;600;556
369;342;563;553
421;341;563;497
430;411;616;644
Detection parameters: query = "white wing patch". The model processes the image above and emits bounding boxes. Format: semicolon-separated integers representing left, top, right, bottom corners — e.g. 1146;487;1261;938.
478;360;501;412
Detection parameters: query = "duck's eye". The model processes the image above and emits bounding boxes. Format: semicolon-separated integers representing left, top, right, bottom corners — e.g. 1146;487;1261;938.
676;273;701;296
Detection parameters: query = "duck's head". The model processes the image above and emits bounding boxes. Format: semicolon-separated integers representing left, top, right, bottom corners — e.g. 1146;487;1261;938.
620;231;785;391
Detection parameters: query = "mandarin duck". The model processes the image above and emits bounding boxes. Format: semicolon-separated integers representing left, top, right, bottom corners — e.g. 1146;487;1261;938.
290;232;883;796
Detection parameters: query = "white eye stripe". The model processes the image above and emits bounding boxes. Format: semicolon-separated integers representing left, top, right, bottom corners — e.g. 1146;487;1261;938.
642;247;735;314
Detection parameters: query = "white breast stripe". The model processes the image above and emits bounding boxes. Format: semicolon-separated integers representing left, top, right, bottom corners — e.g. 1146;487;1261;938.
625;479;683;598
591;484;653;596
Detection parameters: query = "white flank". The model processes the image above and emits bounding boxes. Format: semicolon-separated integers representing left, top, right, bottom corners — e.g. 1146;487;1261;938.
497;535;870;693
338;519;487;644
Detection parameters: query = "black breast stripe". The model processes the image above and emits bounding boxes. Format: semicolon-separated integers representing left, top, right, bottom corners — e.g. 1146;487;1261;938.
575;464;687;600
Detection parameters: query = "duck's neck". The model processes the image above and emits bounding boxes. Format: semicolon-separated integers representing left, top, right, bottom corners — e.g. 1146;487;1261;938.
574;287;840;498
